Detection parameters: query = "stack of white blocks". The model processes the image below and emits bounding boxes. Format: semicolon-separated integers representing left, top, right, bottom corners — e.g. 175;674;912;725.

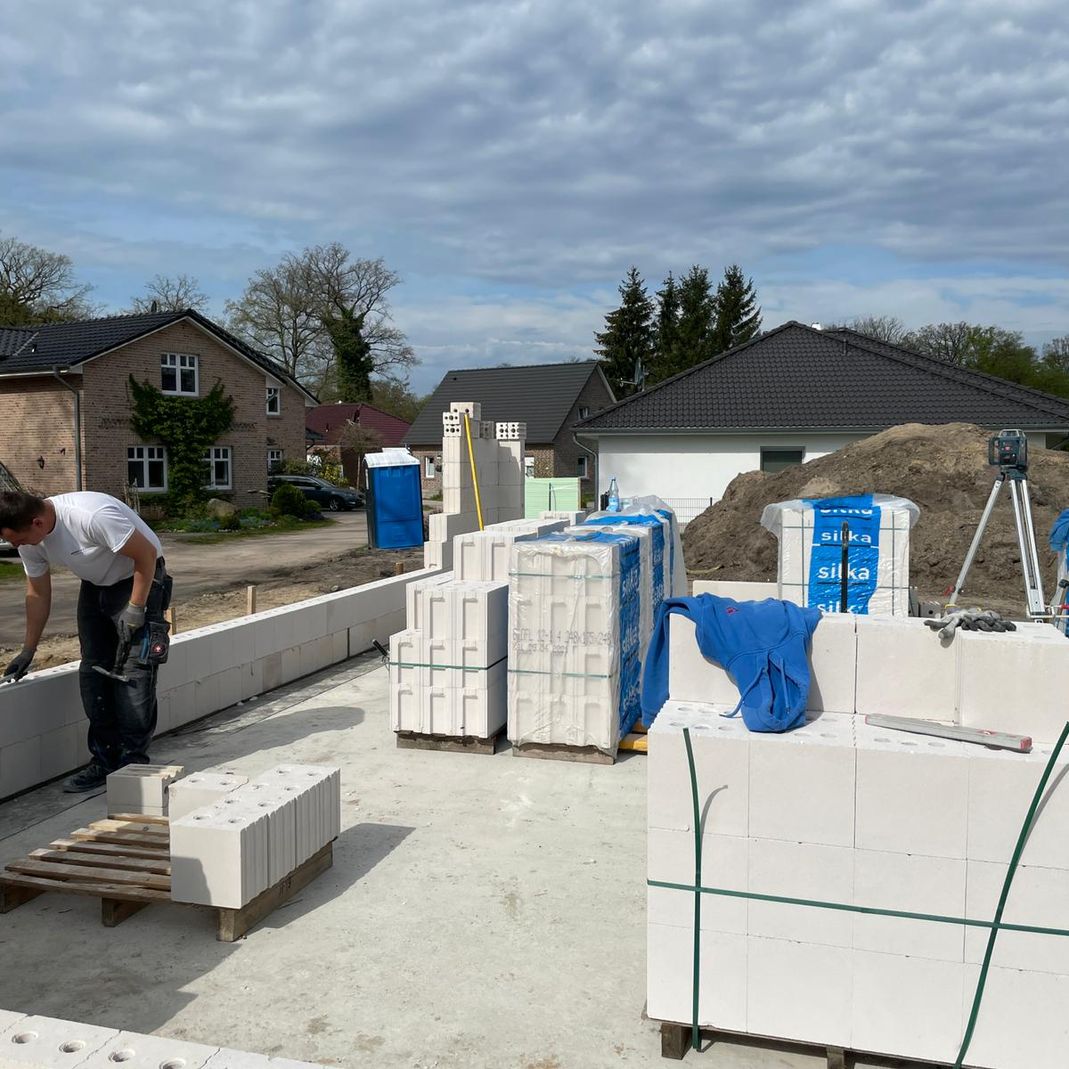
540;509;587;526
0;1010;331;1069
775;504;912;616
105;764;185;818
423;403;527;570
170;764;340;909
393;518;566;739
508;532;642;753
650;613;1069;1067
168;770;248;821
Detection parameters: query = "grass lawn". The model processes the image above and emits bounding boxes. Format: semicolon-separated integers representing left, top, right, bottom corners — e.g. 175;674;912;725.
0;559;23;582
166;516;336;544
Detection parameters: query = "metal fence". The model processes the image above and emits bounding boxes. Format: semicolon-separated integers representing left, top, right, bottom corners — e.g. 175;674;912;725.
660;497;715;528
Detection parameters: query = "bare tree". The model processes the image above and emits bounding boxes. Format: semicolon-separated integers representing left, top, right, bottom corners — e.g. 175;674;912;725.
129;273;209;313
225;243;415;387
843;315;906;343
0;232;93;324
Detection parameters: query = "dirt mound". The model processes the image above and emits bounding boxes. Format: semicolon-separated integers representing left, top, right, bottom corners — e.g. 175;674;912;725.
683;423;1069;611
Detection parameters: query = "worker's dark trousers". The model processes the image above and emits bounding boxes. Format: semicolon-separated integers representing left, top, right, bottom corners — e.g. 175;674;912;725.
76;560;168;771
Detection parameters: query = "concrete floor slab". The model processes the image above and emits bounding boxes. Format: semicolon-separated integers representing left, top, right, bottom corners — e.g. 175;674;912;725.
0;656;912;1068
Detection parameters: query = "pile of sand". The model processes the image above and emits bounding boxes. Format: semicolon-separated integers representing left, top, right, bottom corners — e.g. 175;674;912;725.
682;423;1069;611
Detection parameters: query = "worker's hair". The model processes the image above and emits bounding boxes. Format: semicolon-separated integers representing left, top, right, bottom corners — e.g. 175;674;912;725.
0;490;47;532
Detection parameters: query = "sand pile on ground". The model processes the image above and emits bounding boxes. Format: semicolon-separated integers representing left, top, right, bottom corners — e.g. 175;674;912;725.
683;423;1069;610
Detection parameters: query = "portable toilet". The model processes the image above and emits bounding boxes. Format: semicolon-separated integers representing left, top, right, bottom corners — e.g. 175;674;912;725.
364;449;424;550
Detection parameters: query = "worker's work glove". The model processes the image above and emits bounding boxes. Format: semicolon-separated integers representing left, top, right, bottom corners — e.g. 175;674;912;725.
925;608;1016;641
115;603;146;667
2;647;35;682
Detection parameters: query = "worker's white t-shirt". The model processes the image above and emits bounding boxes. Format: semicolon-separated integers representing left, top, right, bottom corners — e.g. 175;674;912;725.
18;492;162;587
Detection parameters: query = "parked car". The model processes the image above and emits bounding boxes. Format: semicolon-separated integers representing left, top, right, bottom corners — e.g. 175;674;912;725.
267;474;365;512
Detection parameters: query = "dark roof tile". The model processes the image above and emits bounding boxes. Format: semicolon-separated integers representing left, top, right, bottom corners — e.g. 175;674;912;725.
577;322;1069;432
407;361;605;444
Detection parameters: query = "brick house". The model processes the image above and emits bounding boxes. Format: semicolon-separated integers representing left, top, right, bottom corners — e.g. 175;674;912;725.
0;309;316;508
405;360;615;500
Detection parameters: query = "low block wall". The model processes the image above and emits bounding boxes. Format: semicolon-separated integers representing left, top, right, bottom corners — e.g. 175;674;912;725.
0;567;442;800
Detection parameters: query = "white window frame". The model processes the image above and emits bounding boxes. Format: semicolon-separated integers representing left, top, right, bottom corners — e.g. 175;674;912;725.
577;455;589;478
524;455;535;478
127;445;167;492
267;448;283;471
578;406;590;420
424;456;436;479
266;384;281;416
161;352;199;396
204;446;232;490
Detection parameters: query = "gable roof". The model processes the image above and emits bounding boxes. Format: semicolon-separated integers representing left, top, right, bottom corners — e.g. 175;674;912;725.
306;402;411;447
406;360;610;445
575;321;1069;434
0;308;318;403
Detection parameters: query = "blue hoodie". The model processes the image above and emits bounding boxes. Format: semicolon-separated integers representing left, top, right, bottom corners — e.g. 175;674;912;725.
641;594;822;732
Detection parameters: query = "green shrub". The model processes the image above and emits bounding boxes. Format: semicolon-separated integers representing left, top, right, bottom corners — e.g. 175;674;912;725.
219;512;242;531
271;483;310;518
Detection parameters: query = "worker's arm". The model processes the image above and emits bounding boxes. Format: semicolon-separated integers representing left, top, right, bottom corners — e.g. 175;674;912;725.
116;529;159;609
23;571;52;651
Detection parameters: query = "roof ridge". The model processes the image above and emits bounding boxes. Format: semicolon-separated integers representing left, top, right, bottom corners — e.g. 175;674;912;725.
31;309;182;329
574;321;798;428
824;326;1069;421
445;358;599;374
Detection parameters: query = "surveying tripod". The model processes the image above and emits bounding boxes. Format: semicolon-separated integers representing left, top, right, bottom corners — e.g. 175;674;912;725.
947;429;1047;618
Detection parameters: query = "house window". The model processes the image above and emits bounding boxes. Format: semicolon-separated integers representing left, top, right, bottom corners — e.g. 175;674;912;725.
578;406;590;420
204;446;232;490
161;353;198;396
266;385;281;415
760;447;806;473
424;456;436;479
524;456;535;478
127;446;167;492
267;448;283;472
577;456;589;478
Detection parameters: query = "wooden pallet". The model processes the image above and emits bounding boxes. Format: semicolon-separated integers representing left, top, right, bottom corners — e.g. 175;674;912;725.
511;741;616;765
0;816;333;942
658;1021;945;1067
396;724;505;755
619;720;648;754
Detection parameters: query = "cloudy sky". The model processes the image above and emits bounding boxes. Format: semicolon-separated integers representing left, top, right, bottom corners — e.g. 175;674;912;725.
2;0;1067;391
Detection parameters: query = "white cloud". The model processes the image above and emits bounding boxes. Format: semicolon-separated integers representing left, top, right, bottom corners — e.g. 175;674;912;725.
1;0;1067;376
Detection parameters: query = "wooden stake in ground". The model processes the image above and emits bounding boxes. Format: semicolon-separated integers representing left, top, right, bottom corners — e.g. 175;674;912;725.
246;585;257;615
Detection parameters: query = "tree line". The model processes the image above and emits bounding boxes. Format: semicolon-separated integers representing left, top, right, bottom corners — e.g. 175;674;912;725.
0;230;424;419
837;315;1069;399
594;264;761;396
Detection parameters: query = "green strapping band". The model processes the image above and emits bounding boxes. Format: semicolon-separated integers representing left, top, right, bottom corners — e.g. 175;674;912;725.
506;668;611;680
646;879;1069;938
671;722;1069;1064
388;655;507;672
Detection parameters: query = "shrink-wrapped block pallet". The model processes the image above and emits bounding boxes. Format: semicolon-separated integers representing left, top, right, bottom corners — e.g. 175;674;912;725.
762;496;917;617
508;531;642;754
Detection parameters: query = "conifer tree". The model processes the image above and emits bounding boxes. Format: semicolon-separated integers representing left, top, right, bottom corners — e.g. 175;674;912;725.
711;264;762;353
593;266;654;396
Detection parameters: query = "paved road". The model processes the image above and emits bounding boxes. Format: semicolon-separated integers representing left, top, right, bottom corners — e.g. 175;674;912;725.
0;512;368;647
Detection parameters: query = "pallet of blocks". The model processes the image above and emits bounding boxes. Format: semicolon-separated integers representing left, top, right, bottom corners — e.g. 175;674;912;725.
392;518;568;751
0;1010;336;1069
761;493;918;616
646;616;1069;1069
508;530;643;763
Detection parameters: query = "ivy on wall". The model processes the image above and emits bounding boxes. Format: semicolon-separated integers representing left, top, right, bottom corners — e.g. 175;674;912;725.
128;375;235;506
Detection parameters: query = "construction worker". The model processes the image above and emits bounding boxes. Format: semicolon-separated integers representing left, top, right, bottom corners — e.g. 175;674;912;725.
0;490;171;792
